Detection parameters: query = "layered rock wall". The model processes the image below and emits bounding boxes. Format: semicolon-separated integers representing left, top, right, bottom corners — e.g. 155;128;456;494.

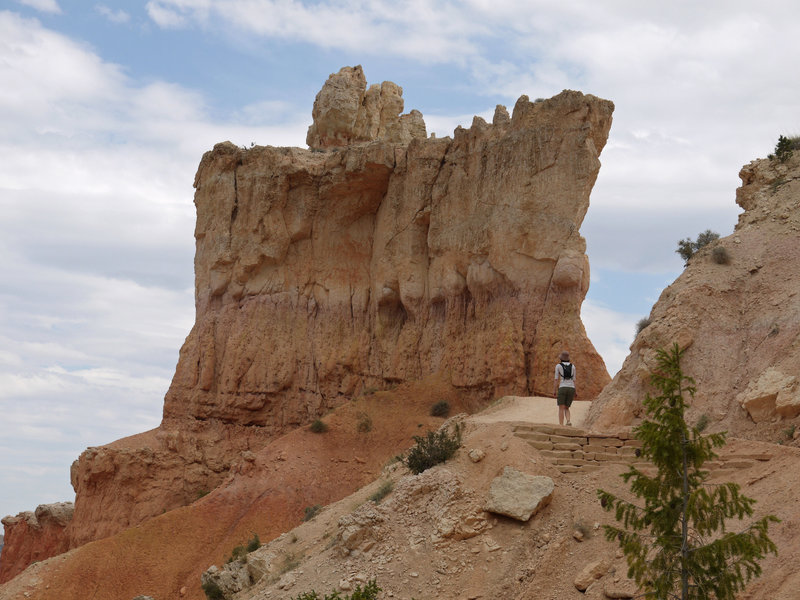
586;152;800;436
164;73;613;429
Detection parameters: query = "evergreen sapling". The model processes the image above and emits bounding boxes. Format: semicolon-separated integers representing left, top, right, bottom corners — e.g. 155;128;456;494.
598;344;779;600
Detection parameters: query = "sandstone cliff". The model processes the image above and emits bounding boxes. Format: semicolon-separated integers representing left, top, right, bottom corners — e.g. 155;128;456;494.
586;151;800;437
165;68;612;430
2;67;612;582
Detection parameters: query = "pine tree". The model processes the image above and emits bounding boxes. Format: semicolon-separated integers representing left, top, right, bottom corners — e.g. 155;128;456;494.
597;344;779;600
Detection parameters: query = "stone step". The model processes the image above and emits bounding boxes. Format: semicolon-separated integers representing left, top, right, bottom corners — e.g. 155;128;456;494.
723;452;772;462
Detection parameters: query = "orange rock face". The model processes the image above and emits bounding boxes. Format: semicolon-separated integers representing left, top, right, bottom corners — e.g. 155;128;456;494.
0;504;72;584
586;153;800;437
4;67;613;581
166;73;613;430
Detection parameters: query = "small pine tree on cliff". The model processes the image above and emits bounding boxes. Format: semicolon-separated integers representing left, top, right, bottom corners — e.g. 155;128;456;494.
775;135;793;163
598;344;779;600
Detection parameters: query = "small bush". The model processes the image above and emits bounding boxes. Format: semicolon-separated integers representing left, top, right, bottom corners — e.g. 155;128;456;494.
712;246;730;264
676;238;695;263
226;544;247;563
291;580;381;600
430;400;450;417
695;229;720;248
369;480;393;504
676;229;720;265
402;424;462;475
356;411;372;433
246;532;261;553
202;580;225;600
303;504;322;521
635;317;651;336
309;419;328;433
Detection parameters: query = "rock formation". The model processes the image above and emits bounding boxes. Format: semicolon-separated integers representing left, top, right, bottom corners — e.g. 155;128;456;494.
2;66;613;582
306;65;426;149
166;67;612;431
586;151;800;437
0;504;72;584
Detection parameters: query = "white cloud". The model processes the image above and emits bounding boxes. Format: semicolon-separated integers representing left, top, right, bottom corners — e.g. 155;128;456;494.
16;0;61;14
581;299;639;377
95;4;130;23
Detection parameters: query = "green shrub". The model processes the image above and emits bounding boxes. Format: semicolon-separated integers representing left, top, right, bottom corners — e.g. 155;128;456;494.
309;419;328;433
676;229;720;265
227;544;247;563
712;245;731;264
369;480;393;504
430;400;450;417
402;425;461;475
303;504;322;521
202;580;225;600
356;411;372;433
225;532;261;563
775;135;794;162
246;532;261;553
291;579;381;600
635;317;651;336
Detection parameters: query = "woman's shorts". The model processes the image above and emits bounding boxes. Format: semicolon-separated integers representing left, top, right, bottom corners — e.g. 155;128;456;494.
557;387;575;407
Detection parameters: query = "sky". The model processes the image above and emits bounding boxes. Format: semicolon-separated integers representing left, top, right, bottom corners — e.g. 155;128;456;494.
1;0;799;520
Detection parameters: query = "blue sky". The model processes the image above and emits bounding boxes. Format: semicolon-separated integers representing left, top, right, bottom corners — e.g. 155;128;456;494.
1;0;798;520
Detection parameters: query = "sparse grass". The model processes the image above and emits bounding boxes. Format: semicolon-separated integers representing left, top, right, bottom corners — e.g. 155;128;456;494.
195;489;210;501
784;424;796;440
275;551;301;578
226;544;247;563
303;504;322;521
369;480;394;504
430;400;450;417
712;246;731;265
309;419;328;433
636;317;651;336
769;177;788;194
401;424;462;475
356;411;372;433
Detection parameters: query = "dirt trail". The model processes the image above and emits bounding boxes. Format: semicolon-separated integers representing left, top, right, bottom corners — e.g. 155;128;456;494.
471;395;592;426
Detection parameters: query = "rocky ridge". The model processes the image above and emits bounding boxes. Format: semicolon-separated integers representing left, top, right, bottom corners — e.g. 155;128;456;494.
586;151;800;439
199;414;800;600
